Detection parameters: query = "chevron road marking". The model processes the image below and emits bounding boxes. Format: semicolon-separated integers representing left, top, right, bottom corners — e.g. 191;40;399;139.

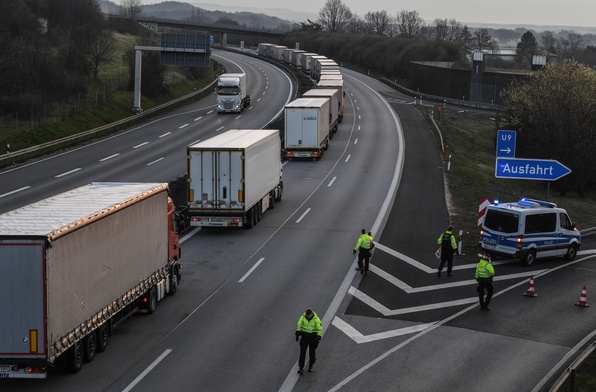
332;316;437;343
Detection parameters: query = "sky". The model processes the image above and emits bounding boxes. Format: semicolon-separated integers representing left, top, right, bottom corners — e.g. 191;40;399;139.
140;0;595;29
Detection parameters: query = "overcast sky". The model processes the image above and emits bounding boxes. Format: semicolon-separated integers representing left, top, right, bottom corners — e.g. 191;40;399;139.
141;0;595;28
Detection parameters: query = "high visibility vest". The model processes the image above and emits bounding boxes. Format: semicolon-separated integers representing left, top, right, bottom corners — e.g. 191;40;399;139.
296;312;323;336
355;234;373;251
475;260;495;279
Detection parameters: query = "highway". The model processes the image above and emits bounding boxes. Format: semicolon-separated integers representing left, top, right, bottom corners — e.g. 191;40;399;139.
1;49;596;392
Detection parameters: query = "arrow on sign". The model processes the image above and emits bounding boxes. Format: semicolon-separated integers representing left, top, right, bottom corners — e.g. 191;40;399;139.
495;157;571;180
499;147;511;155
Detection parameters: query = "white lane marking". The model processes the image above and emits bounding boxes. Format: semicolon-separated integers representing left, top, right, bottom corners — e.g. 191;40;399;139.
295;208;311;223
216;126;225;132
328;176;336;187
159;132;171;138
345;155;351;162
332;316;436;343
238;257;265;283
147;158;164;166
354;138;358;144
194;116;203;121
99;154;120;161
55;168;81;178
0;186;31;199
133;142;149;149
235;115;242;120
121;349;172;392
179;124;189;129
358;125;361;131
206;110;214;114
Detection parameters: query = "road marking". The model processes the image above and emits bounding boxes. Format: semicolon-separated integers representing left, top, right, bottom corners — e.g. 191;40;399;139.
207;110;214;115
147;158;164;166
354;138;358;144
345;155;351;162
0;186;31;199
179;124;189;129
238;257;265;283
121;349;172;392
55;168;81;178
133;142;149;149
159;132;171;138
216;126;224;132
332;316;436;343
295;208;311;223
328;176;336;187
100;154;120;161
189;139;201;145
194;116;202;121
235;115;242;119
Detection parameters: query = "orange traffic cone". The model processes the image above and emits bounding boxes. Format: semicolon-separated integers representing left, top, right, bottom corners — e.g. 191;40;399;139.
523;275;538;297
576;284;590;307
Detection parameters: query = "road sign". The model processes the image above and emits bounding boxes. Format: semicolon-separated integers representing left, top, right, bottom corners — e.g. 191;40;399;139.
495;157;571;181
496;130;516;157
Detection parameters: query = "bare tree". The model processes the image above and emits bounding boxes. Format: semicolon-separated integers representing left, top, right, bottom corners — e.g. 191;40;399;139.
318;0;353;33
395;10;424;39
558;32;584;60
431;18;449;41
363;10;391;35
472;28;499;53
347;15;368;35
87;30;116;79
120;0;142;20
541;30;557;54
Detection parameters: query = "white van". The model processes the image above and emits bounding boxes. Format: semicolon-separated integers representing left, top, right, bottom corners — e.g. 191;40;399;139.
480;198;581;266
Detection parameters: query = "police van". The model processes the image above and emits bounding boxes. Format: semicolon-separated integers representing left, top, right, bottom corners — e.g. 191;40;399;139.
479;198;581;266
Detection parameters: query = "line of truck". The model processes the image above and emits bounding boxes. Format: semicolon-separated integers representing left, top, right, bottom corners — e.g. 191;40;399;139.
257;43;345;161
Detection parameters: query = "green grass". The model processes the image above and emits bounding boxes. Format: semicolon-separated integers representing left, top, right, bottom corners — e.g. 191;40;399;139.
419;106;596;256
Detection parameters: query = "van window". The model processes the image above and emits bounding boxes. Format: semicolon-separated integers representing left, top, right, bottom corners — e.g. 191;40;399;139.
484;210;519;233
560;213;574;230
525;213;556;234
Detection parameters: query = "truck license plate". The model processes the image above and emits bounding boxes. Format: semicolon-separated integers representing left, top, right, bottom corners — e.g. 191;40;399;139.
0;366;9;372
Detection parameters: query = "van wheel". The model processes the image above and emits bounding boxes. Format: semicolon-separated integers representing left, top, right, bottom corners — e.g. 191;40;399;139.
523;250;536;266
564;244;578;260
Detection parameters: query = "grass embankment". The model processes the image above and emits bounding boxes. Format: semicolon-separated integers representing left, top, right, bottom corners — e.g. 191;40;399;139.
420;106;596;256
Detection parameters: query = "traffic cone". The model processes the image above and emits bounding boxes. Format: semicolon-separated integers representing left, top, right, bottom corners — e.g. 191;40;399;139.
575;284;590;307
523;275;538;297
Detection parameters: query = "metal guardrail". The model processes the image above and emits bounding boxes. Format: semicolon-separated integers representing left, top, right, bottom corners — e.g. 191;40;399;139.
1;79;218;168
550;341;596;391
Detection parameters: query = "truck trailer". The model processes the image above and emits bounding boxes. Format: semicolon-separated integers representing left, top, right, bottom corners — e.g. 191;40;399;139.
186;129;284;228
317;78;344;122
302;88;339;134
284;97;331;161
215;73;250;113
0;182;182;378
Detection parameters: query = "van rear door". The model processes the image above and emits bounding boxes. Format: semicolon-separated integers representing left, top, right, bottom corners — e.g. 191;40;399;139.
481;209;520;255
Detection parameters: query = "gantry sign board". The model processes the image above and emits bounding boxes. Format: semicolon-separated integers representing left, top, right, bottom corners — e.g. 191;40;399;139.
494;130;571;181
160;34;211;67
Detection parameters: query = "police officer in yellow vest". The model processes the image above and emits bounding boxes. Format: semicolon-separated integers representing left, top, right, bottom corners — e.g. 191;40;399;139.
437;225;458;277
295;308;323;375
353;229;374;275
475;253;495;311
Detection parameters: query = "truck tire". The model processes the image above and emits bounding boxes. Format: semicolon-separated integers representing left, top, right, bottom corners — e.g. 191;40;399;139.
275;186;282;202
96;324;109;353
169;267;178;296
269;193;275;209
83;332;97;363
256;201;262;222
64;341;84;373
148;287;157;314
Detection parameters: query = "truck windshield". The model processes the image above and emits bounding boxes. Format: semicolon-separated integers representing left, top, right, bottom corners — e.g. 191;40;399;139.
217;86;239;95
484;210;519;233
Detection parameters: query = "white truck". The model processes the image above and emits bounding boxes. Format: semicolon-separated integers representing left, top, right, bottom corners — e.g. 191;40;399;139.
284;97;331;161
0;182;182;378
302;88;339;134
186;129;284;228
317;78;344;122
215;73;250;113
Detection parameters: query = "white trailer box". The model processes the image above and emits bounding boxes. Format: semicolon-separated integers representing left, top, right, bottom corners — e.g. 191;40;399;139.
187;129;283;228
302;88;339;134
300;53;318;74
0;182;181;378
284;98;331;161
317;78;345;122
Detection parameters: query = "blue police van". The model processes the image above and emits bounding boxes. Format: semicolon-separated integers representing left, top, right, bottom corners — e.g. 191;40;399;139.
480;198;581;266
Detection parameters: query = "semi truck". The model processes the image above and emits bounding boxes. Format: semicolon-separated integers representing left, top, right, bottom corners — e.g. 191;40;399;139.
215;73;250;113
0;182;182;378
284;97;331;161
186;129;283;228
302;88;339;134
317;78;344;122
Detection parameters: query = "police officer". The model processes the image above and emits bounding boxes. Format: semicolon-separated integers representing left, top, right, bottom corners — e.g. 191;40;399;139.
295;308;323;374
475;253;495;311
437;225;457;277
354;229;374;275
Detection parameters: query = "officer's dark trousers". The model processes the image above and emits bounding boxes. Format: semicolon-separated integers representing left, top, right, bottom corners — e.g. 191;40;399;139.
438;251;454;274
477;278;494;308
298;335;317;369
358;248;371;271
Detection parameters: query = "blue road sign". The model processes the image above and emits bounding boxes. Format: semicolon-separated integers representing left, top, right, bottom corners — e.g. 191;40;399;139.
495;158;571;181
496;130;516;157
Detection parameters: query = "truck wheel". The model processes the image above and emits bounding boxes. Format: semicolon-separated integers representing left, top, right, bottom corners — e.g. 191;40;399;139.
564;244;578;260
96;324;109;353
275;186;282;202
83;332;97;363
523;250;536;266
148;287;157;314
256;201;262;222
64;341;83;373
245;209;254;229
169;267;178;295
